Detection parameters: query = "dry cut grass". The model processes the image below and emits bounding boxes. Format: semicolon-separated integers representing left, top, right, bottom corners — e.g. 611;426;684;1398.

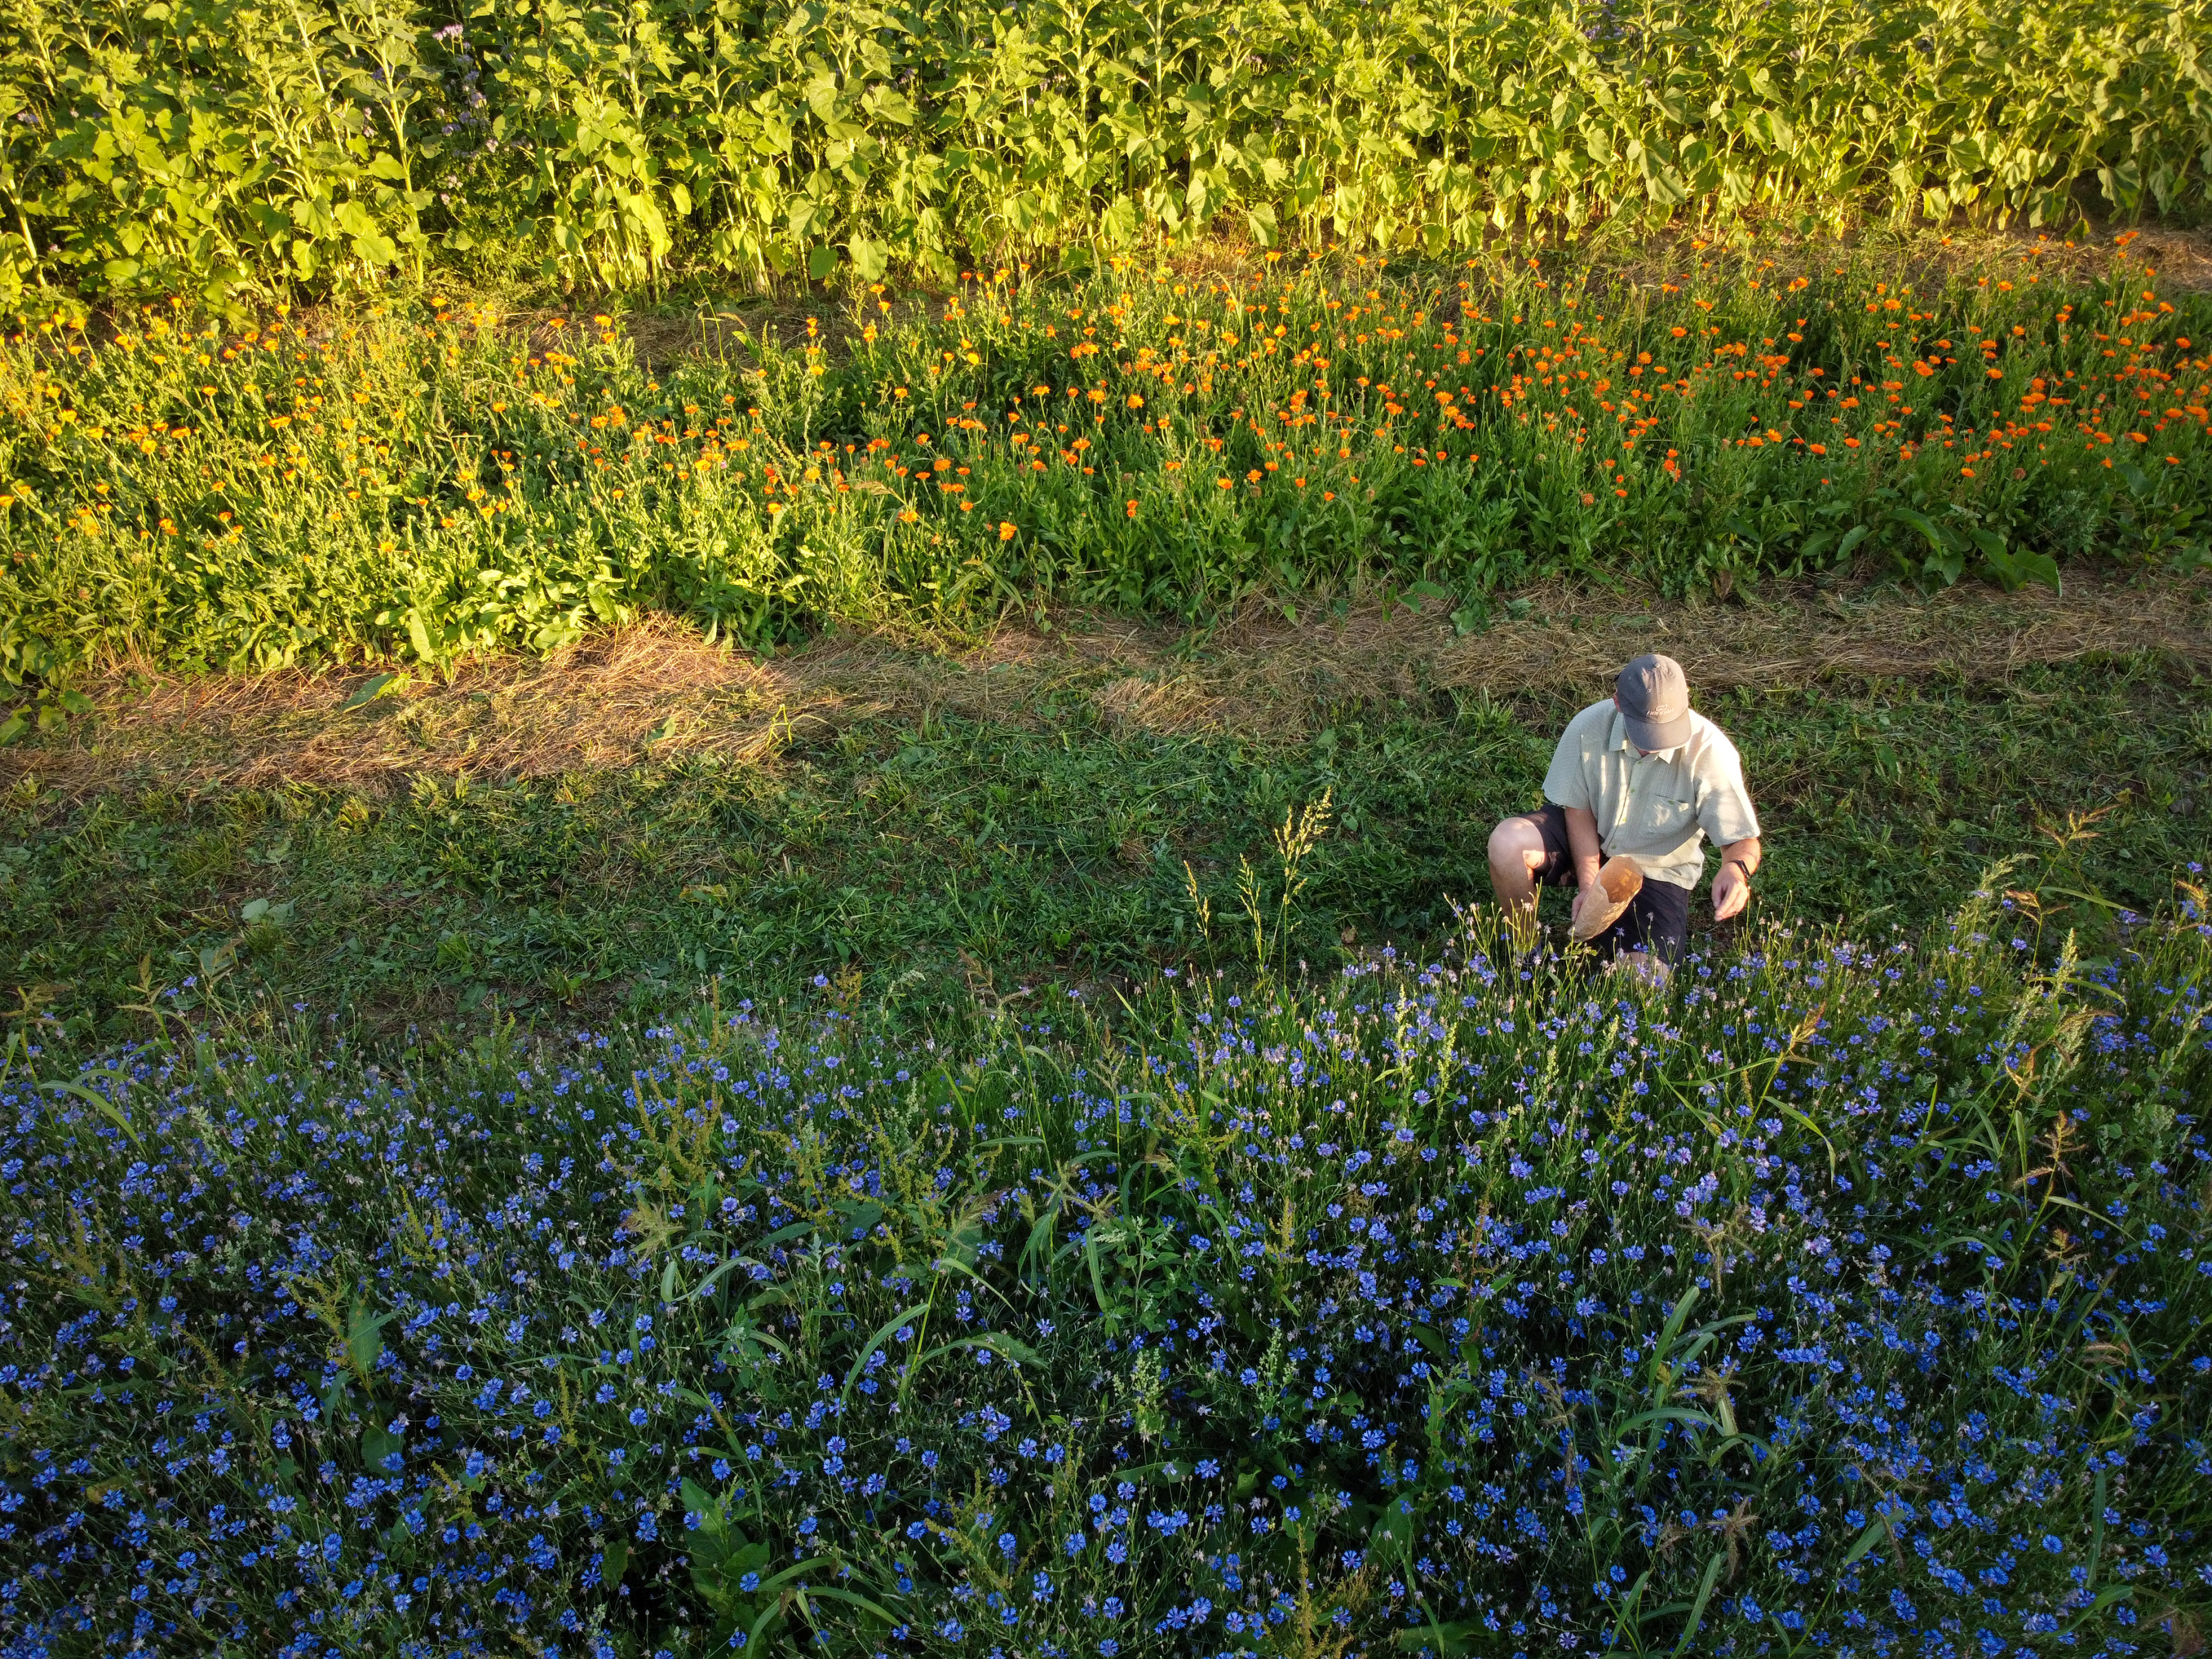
7;571;2206;803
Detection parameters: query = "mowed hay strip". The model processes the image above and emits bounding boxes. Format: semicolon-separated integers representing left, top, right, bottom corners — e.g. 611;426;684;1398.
1432;573;2212;697
1127;571;2212;737
6;573;2205;801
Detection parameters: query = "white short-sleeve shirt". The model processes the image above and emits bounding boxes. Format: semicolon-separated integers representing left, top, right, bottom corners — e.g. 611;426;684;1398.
1540;700;1761;890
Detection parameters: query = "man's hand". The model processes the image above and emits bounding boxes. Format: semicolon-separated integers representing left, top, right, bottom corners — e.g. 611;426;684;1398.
1569;882;1601;933
1712;861;1751;921
1711;836;1761;921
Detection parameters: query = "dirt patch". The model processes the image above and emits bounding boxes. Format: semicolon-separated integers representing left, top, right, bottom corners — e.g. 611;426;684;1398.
8;572;2206;801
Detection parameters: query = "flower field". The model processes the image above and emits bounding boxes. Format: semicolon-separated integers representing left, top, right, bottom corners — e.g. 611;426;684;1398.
1;881;2208;1657
2;0;2209;301
8;3;2212;1651
3;246;2209;696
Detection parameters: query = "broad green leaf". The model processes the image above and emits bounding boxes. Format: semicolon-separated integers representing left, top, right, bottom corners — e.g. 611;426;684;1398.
347;1301;389;1376
1840;1515;1889;1567
362;1423;403;1473
1670;1552;1727;1656
339;671;407;710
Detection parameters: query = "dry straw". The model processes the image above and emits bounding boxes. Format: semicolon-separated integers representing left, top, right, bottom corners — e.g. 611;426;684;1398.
6;572;2203;803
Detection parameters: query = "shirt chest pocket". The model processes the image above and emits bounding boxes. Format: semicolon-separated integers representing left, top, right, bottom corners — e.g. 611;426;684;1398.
1636;790;1697;841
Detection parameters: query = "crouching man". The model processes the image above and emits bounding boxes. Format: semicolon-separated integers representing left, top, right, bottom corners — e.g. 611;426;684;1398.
1488;653;1762;976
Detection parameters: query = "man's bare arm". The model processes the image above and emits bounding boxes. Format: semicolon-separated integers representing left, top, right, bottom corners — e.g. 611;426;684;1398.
1712;835;1761;921
1562;805;1604;890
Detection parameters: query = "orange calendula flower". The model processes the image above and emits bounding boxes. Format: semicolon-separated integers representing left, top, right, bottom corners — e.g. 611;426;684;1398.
999;521;1017;540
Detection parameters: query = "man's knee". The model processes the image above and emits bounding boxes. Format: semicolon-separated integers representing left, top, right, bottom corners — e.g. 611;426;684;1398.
1488;816;1545;872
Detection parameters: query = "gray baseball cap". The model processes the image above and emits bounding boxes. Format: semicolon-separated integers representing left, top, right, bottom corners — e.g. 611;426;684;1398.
1616;653;1693;751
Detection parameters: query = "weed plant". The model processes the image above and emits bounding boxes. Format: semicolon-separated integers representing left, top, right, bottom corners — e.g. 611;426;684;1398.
2;0;2209;300
3;249;2208;698
1;876;2207;1656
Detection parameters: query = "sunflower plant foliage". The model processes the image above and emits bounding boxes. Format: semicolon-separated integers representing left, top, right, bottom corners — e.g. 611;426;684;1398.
0;0;2207;300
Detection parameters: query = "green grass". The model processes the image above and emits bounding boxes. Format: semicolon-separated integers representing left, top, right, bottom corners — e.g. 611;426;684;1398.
7;646;2207;1041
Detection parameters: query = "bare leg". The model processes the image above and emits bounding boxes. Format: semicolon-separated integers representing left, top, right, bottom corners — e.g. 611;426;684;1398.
1487;817;1550;949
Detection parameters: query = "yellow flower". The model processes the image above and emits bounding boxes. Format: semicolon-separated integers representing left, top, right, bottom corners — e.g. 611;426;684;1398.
998;521;1016;540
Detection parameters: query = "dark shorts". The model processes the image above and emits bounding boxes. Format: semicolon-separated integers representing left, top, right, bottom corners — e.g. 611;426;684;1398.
1510;803;1691;966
